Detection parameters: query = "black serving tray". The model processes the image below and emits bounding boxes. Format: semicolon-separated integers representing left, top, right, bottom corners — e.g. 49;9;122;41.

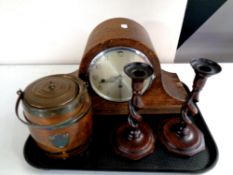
23;107;218;174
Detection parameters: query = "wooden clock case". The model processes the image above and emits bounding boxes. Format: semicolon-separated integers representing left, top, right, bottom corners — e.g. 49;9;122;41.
78;18;187;115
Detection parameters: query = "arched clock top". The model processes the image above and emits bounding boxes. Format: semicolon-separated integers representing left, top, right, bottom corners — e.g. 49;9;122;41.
78;18;161;81
78;18;187;115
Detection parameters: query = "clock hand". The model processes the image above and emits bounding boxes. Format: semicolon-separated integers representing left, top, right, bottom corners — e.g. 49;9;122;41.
118;75;123;88
118;76;123;99
99;74;122;84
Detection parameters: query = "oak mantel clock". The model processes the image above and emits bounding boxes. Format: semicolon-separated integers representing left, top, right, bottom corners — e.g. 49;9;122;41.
78;18;187;115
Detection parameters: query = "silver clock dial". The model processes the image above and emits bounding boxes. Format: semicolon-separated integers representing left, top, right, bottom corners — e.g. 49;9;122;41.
88;47;153;102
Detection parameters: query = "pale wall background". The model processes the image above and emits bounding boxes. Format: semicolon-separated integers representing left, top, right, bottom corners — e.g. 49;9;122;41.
0;0;187;64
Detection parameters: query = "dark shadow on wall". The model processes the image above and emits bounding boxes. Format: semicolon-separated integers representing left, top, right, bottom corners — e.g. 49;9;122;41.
177;0;227;48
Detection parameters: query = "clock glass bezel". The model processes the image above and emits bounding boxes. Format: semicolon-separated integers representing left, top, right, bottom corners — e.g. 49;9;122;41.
88;46;154;102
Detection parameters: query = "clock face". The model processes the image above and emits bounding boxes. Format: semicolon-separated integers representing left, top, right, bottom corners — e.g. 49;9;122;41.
88;47;154;102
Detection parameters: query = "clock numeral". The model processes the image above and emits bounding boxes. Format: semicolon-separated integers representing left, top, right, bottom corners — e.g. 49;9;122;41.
92;75;98;81
98;84;103;90
106;91;111;96
117;50;124;57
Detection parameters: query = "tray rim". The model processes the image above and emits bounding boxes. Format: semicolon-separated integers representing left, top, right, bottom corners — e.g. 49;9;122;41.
23;107;219;174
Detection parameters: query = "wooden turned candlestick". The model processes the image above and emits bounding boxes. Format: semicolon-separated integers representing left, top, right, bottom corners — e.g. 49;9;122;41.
112;62;155;160
160;58;221;157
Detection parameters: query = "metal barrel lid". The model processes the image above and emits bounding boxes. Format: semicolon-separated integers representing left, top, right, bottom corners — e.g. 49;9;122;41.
22;74;86;117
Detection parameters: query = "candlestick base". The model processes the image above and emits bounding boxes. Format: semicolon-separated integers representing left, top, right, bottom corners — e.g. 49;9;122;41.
160;118;205;157
113;122;155;160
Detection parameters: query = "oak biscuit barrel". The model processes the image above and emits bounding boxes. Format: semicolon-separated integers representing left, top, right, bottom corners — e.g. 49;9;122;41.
16;74;93;159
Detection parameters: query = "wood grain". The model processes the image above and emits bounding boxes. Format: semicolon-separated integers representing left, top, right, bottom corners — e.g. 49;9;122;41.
78;18;188;115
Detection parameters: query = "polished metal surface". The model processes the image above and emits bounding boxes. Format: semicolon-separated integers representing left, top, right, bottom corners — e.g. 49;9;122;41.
16;74;92;130
19;75;88;118
49;133;70;148
24;75;79;109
